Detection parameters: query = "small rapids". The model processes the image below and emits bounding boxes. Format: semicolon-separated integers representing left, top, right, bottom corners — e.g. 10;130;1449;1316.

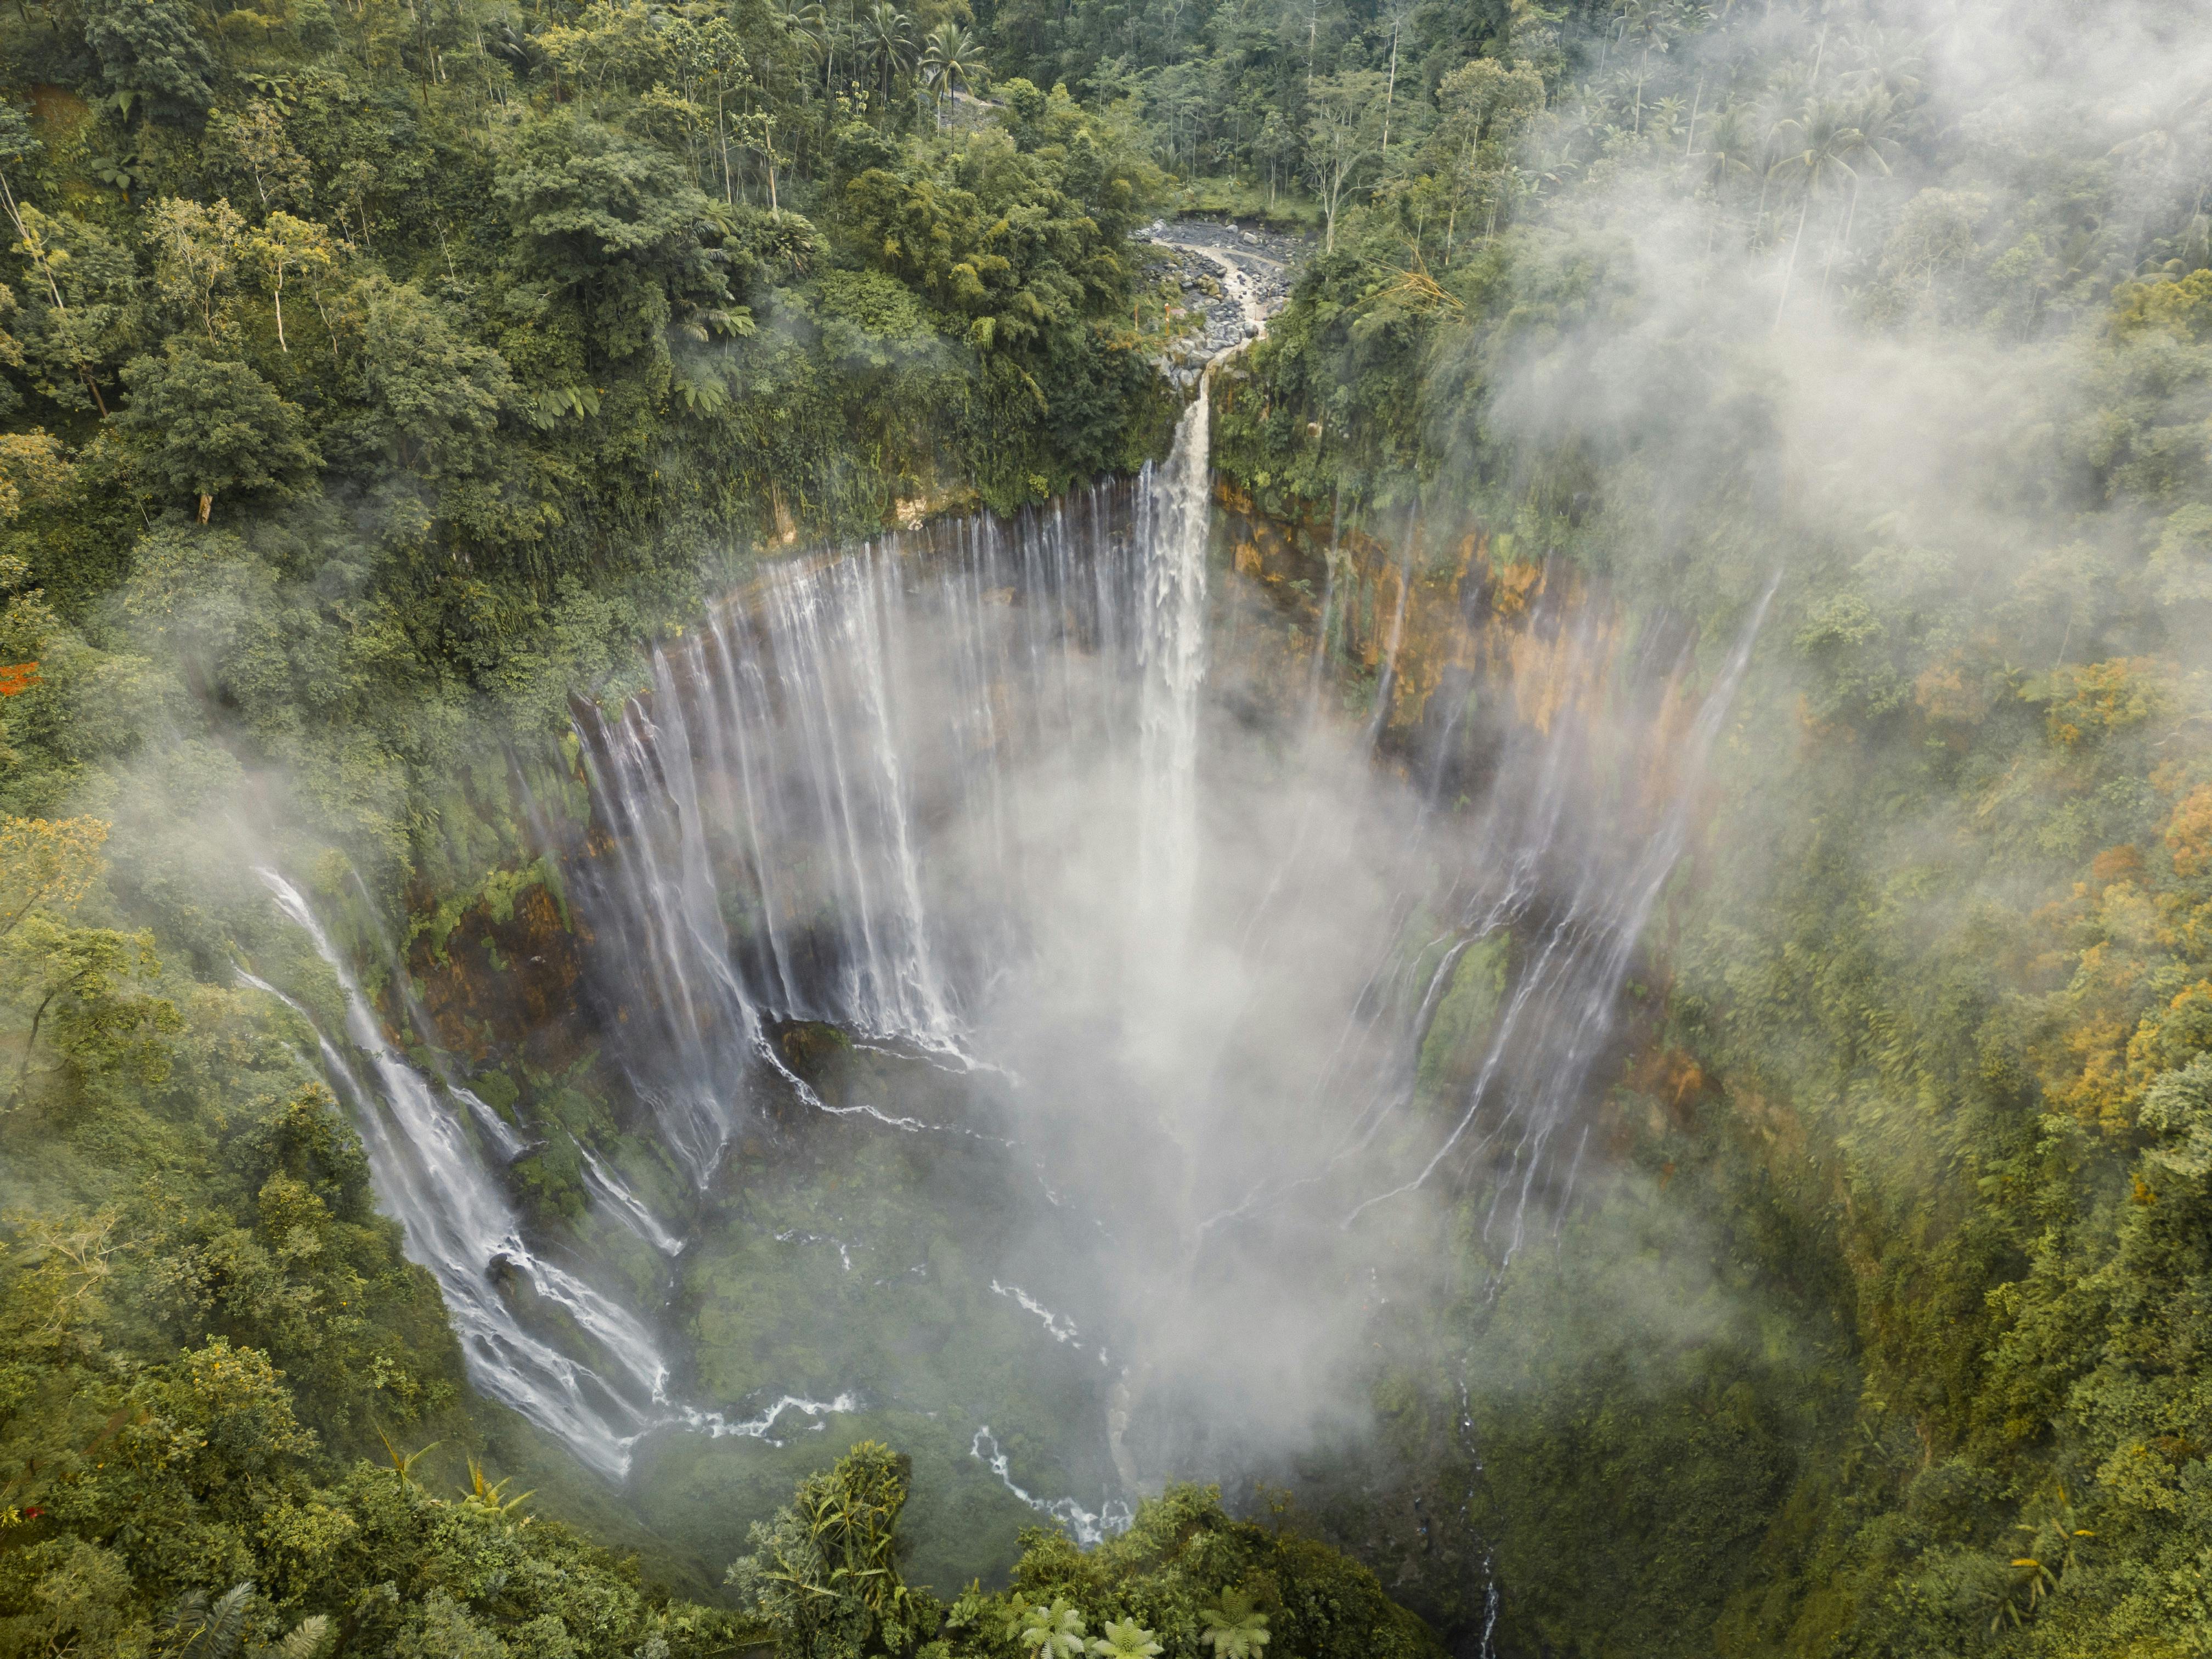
972;1427;1133;1548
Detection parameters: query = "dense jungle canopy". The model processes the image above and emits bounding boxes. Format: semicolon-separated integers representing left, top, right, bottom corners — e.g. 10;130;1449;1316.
6;0;2212;1656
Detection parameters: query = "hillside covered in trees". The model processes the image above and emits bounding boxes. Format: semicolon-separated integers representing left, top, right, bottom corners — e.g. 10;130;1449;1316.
9;0;2212;1656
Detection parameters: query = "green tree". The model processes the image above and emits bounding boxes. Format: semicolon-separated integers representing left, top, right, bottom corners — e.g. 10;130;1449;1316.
1303;70;1387;252
728;1441;927;1659
1432;57;1543;259
1088;1619;1162;1659
81;0;218;119
146;197;247;341
1765;96;1884;323
205;101;310;215
340;276;515;475
921;24;988;129
1022;1598;1088;1659
117;348;320;522
3;205;134;415
696;16;753;204
492;114;733;365
242;212;341;355
861;3;916;114
2;916;179;1107
0;814;108;939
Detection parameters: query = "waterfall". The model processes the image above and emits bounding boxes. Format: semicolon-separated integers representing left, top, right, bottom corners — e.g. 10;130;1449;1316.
251;871;870;1476
1136;381;1213;936
571;383;1771;1294
572;419;1219;1130
251;872;668;1479
971;1427;1133;1547
1325;584;1779;1257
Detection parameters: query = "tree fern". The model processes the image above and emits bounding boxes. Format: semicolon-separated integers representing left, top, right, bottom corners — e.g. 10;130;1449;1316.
1199;1589;1269;1659
160;1580;255;1659
1020;1596;1088;1659
275;1615;335;1659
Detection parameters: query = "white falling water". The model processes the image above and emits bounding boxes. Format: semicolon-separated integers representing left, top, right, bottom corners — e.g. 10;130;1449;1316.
1135;381;1214;937
251;871;669;1478
253;329;1773;1517
252;872;869;1476
1322;585;1779;1256
572;406;1220;1125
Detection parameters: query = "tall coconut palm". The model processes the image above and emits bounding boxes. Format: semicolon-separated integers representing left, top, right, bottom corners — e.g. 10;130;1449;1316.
1695;103;1756;187
920;21;986;128
1767;95;1877;324
861;2;915;114
769;0;831;82
1831;88;1900;256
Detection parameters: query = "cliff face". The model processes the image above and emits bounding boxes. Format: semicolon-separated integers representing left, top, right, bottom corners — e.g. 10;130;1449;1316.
1210;479;1714;822
373;742;604;1079
388;479;1731;1180
409;868;591;1073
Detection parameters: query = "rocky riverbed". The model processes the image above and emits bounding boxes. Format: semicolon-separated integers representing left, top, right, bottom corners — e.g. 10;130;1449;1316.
1140;217;1310;383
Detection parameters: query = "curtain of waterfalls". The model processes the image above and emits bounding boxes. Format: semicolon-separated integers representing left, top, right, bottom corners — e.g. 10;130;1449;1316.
571;396;1222;1165
250;381;1768;1496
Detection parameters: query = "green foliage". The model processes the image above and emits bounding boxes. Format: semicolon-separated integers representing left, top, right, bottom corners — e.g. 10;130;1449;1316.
730;1440;935;1659
20;1;2212;1655
1188;0;2212;1654
0;0;1172;879
1089;1616;1163;1659
1197;1589;1268;1659
1022;1595;1088;1659
80;0;217;121
733;1457;1437;1659
160;1579;255;1659
116;347;321;520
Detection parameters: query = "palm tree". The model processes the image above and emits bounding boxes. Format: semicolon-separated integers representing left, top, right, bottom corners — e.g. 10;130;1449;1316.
1693;103;1757;195
920;21;986;129
861;2;915;115
1841;20;1927;102
1199;1588;1271;1659
1617;0;1683;134
769;0;831;82
1690;101;1759;255
1766;96;1878;324
1830;88;1900;261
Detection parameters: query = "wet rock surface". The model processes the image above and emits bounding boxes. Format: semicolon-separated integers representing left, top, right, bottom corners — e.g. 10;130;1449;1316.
1139;216;1311;383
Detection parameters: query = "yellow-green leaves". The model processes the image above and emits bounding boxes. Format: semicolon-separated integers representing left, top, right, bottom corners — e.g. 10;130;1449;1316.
1089;1617;1164;1659
1199;1588;1270;1659
146;197;247;342
0;814;108;941
1020;1596;1088;1659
